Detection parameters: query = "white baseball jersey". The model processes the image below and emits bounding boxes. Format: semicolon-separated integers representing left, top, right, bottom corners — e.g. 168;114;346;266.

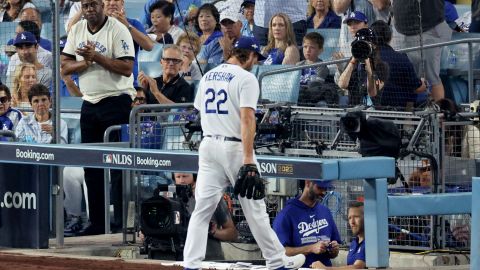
63;16;135;104
194;63;259;138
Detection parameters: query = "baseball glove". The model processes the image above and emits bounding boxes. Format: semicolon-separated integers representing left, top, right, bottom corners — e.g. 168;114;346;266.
234;164;265;200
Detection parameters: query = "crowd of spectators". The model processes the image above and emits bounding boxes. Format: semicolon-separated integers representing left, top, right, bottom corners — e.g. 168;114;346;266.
0;0;477;252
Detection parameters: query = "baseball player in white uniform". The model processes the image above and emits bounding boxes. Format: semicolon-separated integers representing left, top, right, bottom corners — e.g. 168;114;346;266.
183;36;305;270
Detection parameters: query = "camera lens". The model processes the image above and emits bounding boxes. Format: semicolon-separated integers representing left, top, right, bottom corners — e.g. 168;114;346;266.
351;40;372;60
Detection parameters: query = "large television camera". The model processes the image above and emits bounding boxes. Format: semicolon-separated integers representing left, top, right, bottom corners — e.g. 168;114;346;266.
139;184;192;260
255;105;293;152
351;28;376;61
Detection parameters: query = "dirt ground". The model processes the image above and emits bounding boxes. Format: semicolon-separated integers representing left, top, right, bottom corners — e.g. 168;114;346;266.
0;252;183;270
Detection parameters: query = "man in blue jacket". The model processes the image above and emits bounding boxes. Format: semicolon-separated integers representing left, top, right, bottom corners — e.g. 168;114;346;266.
273;180;341;268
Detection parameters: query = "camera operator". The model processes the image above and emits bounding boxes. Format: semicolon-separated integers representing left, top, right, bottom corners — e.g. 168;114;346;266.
337;27;389;106
173;172;238;260
370;20;426;110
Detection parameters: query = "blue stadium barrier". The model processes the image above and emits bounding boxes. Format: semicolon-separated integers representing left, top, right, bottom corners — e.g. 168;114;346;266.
258;65;301;103
364;177;480;269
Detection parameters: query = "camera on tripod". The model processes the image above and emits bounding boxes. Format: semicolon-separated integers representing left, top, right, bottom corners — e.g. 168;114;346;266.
139;184;192;260
351;28;376;61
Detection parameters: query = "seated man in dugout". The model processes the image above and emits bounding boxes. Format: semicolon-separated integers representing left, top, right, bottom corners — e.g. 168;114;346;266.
311;201;366;269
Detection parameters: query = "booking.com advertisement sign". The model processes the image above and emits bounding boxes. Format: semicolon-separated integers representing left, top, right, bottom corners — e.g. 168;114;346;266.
0;164;51;248
0;143;325;179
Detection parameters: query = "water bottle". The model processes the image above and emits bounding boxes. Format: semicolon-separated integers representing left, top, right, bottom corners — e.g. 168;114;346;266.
447;50;457;69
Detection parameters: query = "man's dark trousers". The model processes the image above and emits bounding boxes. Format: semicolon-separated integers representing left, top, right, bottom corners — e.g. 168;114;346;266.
80;94;132;233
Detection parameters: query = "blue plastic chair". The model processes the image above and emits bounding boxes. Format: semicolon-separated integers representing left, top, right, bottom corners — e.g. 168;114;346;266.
139;62;163;78
257;65;301;103
137;43;164;62
124;0;146;21
306;28;341;61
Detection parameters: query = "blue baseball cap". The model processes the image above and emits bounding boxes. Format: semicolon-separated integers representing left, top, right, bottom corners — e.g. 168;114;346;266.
314;180;334;189
234;36;266;61
13;31;37;46
241;0;255;7
343;11;368;24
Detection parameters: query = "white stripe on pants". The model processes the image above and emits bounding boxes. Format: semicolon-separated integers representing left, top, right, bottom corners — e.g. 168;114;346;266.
183;137;285;269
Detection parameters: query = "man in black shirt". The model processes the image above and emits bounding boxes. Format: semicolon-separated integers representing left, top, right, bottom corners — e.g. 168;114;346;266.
392;0;451;101
138;45;194;104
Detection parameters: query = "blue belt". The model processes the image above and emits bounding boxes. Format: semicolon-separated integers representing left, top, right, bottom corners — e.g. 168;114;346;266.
204;135;242;142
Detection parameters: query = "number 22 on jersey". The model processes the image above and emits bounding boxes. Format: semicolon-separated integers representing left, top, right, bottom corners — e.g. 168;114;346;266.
205;88;229;114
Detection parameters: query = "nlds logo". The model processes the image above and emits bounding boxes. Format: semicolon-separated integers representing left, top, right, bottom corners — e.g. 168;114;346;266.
103;154;133;165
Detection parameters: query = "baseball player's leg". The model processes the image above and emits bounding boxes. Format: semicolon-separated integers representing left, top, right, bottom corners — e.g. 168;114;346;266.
222;143;285;269
238;197;286;268
184;139;227;269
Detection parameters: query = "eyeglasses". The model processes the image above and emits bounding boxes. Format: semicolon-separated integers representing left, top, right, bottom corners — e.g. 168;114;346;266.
162;57;183;64
133;97;146;104
0;96;10;104
31;97;49;104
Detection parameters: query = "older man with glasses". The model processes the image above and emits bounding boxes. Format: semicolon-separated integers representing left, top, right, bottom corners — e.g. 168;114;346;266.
138;44;194;104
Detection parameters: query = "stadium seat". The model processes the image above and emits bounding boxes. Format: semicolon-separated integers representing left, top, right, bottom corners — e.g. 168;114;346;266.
32;0;52;24
306;28;340;61
137;43;163;62
0;22;17;83
257;65;301;103
41;22;52;40
139;62;163;78
124;0;146;22
440;32;480;71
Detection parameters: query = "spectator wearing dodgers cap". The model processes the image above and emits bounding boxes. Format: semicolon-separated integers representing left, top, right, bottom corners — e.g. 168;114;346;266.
8;31;52;91
198;5;245;66
343;11;368;38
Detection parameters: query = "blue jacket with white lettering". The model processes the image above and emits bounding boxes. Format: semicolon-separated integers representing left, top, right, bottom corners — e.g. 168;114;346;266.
273;197;341;267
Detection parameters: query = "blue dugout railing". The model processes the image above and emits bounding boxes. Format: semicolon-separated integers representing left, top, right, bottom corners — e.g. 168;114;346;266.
0;142;478;269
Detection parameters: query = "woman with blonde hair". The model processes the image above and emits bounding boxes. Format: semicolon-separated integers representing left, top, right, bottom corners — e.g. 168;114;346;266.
0;0;35;22
262;13;300;65
11;63;37;110
176;31;202;80
307;0;340;29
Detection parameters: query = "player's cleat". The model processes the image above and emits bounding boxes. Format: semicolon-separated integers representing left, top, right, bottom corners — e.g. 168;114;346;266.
64;215;83;237
280;254;306;269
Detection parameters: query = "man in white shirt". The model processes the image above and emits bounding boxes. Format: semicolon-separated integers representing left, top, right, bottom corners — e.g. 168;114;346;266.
61;0;135;235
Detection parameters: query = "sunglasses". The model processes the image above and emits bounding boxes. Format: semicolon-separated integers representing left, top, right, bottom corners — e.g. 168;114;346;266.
134;97;146;104
162;57;183;64
0;96;10;104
